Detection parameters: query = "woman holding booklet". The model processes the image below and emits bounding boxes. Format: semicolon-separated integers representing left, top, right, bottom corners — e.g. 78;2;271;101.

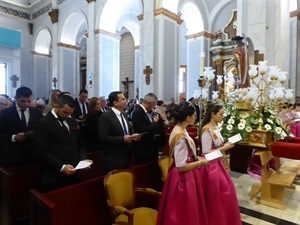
156;102;209;225
200;103;242;225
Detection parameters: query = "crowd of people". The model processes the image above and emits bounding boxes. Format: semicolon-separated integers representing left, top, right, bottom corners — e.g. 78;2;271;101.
1;86;300;224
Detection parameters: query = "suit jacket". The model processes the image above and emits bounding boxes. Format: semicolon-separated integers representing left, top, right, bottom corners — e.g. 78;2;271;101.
98;109;132;171
72;98;88;120
0;105;43;167
34;113;86;186
131;105;166;162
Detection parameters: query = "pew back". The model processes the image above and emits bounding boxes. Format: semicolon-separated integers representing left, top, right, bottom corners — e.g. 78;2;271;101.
31;160;163;225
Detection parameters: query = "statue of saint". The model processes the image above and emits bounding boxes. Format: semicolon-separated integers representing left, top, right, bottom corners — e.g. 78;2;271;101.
231;36;250;88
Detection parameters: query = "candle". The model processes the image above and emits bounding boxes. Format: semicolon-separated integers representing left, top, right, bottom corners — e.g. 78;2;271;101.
200;52;205;76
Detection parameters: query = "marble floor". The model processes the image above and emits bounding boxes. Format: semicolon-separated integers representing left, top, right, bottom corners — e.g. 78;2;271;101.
231;171;300;225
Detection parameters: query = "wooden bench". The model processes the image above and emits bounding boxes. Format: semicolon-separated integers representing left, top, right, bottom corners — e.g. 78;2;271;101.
0;163;42;225
249;151;297;210
0;150;104;225
30;160;163;225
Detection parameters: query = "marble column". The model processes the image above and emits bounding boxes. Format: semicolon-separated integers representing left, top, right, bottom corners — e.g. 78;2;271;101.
139;1;155;98
97;30;120;98
86;0;96;97
153;8;183;101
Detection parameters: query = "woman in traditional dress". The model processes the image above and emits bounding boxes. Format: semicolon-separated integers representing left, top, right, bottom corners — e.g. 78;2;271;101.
156;102;209;225
200;103;242;225
290;103;300;138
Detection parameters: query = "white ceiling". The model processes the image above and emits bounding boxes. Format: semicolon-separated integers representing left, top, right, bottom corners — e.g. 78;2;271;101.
2;0;43;8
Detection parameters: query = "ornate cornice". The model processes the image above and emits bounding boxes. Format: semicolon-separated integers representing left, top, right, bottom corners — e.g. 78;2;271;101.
290;10;300;20
57;42;81;50
137;14;143;21
32;3;51;20
86;0;96;3
185;31;214;40
154;7;183;25
32;51;52;57
134;45;139;50
0;5;30;20
48;8;59;24
95;29;121;40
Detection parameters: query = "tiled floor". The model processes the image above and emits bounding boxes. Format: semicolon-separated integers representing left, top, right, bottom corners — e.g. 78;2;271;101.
231;171;300;225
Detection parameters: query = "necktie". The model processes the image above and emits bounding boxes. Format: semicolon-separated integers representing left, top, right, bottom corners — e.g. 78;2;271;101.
20;109;27;128
146;112;153;122
82;102;86;115
58;119;69;133
120;113;128;135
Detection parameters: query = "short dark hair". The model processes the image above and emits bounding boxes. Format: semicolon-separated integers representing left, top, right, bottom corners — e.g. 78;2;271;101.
56;94;75;108
108;91;122;106
15;86;32;98
79;89;88;95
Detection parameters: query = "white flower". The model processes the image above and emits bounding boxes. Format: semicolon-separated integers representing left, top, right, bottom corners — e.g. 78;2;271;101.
246;126;252;132
238;123;245;130
239;119;246;124
228;118;235;124
267;118;273;124
264;124;272;131
275;127;282;134
226;124;233;131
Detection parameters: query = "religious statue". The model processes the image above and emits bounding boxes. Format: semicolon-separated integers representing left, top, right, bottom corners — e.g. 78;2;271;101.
224;35;254;89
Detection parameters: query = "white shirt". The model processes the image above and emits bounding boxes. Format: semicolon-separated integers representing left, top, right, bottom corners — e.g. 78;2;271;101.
111;107;128;134
51;109;70;131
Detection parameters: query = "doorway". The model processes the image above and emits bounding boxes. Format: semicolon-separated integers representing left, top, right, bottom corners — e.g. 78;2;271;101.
0;63;7;94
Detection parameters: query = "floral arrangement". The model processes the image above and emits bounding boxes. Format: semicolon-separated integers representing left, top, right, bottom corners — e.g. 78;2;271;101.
219;102;288;142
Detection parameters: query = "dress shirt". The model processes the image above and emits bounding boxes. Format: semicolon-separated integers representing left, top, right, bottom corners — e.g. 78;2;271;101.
111;107;129;135
12;105;30;142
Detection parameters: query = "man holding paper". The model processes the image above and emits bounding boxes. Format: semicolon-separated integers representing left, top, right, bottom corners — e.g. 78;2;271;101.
35;94;91;191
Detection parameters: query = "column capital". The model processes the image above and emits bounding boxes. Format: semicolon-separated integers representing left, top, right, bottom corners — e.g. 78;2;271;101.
290;10;300;20
48;9;59;24
86;0;96;3
154;7;183;25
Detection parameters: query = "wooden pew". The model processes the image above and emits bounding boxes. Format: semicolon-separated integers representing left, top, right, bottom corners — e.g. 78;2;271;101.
0;150;104;225
249;151;297;210
31;160;163;225
0;163;42;225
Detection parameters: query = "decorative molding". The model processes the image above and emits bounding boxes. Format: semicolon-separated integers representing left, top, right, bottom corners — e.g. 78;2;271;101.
137;14;143;21
48;8;59;24
95;29;121;40
86;0;96;3
154;7;183;25
32;3;51;20
57;42;81;50
224;10;237;40
290;10;300;20
32;51;52;57
0;5;30;20
134;45;140;50
185;31;214;40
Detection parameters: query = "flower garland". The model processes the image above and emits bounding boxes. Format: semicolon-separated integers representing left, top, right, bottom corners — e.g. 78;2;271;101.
219;102;288;142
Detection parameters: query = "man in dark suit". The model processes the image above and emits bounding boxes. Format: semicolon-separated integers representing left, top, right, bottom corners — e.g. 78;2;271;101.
131;93;166;164
98;91;141;172
72;89;88;122
34;94;90;191
0;86;43;167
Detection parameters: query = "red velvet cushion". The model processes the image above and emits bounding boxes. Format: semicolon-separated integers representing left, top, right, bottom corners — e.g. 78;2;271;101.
271;141;300;160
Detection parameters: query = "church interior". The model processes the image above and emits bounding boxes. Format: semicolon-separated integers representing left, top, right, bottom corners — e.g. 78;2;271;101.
0;0;300;225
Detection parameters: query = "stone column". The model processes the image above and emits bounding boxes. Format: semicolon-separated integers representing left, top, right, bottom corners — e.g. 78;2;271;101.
86;0;96;97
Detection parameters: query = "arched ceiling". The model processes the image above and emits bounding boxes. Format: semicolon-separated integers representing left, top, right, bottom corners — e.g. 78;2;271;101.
34;28;51;54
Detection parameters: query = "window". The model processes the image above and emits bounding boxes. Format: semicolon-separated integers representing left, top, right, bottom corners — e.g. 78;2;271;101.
0;63;7;94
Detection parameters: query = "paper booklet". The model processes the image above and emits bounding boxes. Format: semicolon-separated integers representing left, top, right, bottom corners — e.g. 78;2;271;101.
75;160;93;170
228;133;242;143
204;150;223;161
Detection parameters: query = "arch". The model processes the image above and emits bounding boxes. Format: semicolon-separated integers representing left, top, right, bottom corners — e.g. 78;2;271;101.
161;0;179;13
59;9;88;45
289;0;297;11
181;2;204;35
97;0;142;33
209;0;235;32
33;27;52;54
116;17;140;46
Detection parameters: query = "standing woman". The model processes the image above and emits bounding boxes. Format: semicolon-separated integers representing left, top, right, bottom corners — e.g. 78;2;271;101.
45;89;61;115
200;103;241;225
156;102;209;225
